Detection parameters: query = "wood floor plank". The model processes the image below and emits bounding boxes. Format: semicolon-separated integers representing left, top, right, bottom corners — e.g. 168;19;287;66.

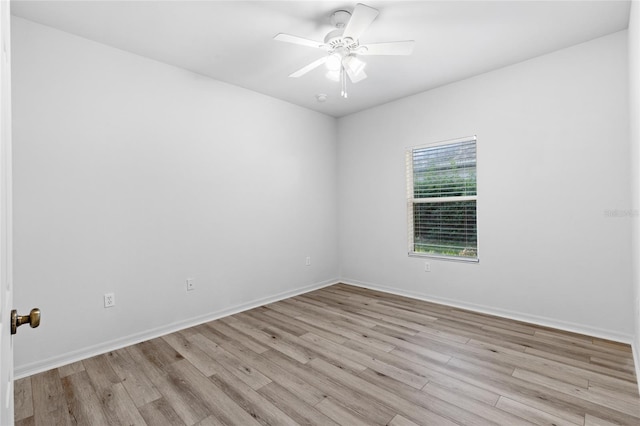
314;397;372;426
31;369;72;426
38;407;71;426
263;349;397;425
512;368;640;418
207;364;298;426
341;338;443;388
284;297;378;328
298;315;398;352
129;346;210;425
279;330;368;374
124;345;165;382
257;382;339;426
262;304;348;344
103;383;147;426
394;343;515;377
16;284;640;426
105;348;162;408
245;307;308;337
591;338;633;353
137;337;184;370
495;396;580;426
523;346;639;386
357;367;500;426
420;368;501;406
450;357;640;425
584;413;626;425
61;371;109;426
308;357;462;425
421;381;534;425
13;377;33;422
359;308;445;335
137;397;185;426
588;379;640;400
299;294;425;337
533;333;633;360
590;356;637;374
470;332;634;380
162;331;224;377
57;361;85;379
223;316;313;364
303;332;425;387
188;332;272;390
83;354;144;426
15;416;36;426
445;357;588;425
337;321;453;365
194;415;225;426
195;324;327;406
465;337;635;387
387;414;421;426
204;320;270;354
351;299;439;327
358;364;521;426
166;359;262;426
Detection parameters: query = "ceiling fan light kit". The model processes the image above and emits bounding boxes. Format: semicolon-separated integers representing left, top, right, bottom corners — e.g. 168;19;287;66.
326;70;340;82
326;51;344;71
274;3;415;99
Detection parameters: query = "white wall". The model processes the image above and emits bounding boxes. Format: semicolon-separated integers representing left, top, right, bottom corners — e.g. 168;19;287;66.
11;13;635;378
338;31;633;340
629;1;640;379
11;18;338;376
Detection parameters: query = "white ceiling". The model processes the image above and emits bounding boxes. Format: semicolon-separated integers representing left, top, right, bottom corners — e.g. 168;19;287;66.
11;1;631;117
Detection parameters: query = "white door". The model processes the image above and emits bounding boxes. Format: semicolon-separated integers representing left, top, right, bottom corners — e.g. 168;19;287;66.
0;0;14;423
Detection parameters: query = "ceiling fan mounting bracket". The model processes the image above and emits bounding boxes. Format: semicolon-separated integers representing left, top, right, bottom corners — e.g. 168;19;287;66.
330;10;351;29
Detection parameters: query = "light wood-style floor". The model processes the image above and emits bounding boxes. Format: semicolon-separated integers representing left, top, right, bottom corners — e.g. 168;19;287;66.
14;283;640;425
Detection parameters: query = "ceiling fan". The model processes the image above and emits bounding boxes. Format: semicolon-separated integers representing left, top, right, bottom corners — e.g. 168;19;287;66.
274;3;415;98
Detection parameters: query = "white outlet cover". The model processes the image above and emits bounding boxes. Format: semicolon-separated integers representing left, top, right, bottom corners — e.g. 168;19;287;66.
104;293;115;308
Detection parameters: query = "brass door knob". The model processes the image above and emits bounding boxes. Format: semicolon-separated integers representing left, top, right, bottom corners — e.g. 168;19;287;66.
10;308;41;335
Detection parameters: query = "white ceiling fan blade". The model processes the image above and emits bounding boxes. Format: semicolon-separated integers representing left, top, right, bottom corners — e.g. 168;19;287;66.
289;56;327;78
358;41;416;56
274;33;325;49
346;67;367;83
343;3;379;41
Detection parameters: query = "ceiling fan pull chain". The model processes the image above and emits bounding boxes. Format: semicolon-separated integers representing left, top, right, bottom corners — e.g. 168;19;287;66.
341;67;348;98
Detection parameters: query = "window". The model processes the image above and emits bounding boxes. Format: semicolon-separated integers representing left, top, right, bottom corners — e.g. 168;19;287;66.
406;136;478;261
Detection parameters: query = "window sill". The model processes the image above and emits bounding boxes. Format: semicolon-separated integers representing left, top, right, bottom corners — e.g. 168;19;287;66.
408;252;479;263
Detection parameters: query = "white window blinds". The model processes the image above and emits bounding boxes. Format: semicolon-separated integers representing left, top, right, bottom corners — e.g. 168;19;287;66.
406;136;478;260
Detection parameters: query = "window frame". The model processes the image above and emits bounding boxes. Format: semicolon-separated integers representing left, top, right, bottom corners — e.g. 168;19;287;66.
406;135;479;263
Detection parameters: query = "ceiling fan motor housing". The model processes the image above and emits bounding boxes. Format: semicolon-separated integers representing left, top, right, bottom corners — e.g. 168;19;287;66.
324;29;359;51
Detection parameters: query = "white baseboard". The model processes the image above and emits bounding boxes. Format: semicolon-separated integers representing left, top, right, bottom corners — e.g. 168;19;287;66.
14;278;339;379
341;278;635;344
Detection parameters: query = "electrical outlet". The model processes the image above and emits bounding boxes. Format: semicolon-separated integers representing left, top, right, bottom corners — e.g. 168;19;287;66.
305;256;311;266
424;262;431;272
104;293;115;308
186;278;195;291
